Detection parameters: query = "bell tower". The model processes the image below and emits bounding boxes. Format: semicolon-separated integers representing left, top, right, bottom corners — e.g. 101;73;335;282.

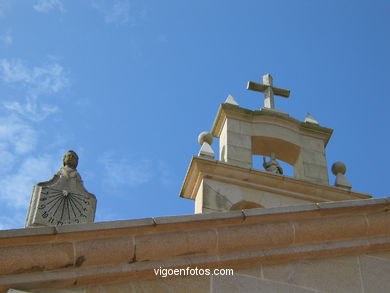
180;74;370;213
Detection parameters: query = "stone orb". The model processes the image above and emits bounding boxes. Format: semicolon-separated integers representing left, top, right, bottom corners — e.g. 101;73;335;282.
198;131;213;145
331;161;346;175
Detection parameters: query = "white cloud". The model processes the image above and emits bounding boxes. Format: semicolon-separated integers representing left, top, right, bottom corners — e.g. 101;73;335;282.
0;59;69;97
33;0;65;13
0;58;69;120
0;148;16;175
0;56;72;228
0;212;25;230
3;100;58;121
99;153;152;188
0;31;12;46
0;154;57;209
92;0;145;26
0;115;37;155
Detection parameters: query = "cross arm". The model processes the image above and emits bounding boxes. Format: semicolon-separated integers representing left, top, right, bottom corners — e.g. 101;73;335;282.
247;81;290;98
272;86;290;98
247;81;267;92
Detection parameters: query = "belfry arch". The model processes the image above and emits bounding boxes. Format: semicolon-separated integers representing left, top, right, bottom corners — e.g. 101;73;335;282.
214;106;332;185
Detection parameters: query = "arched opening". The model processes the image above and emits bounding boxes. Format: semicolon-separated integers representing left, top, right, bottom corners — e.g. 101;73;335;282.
251;136;299;177
252;154;294;177
252;136;300;166
230;201;263;211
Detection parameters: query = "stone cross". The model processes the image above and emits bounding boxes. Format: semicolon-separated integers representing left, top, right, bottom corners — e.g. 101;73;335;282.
247;74;290;109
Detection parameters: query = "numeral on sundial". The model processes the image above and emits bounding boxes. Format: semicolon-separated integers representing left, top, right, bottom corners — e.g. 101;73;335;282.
37;187;92;225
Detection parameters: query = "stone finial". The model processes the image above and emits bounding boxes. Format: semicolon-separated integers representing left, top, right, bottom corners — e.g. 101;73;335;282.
224;95;239;106
198;131;215;159
304;113;319;125
198;131;213;145
25;150;97;227
331;161;352;190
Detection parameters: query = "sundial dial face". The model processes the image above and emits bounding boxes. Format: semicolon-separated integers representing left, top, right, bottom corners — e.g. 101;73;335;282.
34;186;93;226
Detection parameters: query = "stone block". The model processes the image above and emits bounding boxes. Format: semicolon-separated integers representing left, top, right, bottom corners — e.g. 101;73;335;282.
234;263;262;278
365;249;390;261
202;180;240;211
243;203;319;218
105;276;210;293
212;274;316;293
366;212;390;237
225;131;252;149
301;136;325;152
359;255;390;293
317;198;388;210
86;280;132;293
0;242;74;275
224;145;252;163
74;236;134;267
55;218;155;234
303;163;328;178
293;214;367;244
0;226;56;239
262;255;362;293
217;222;294;252
223;119;253;136
135;229;217;261
300;149;327;165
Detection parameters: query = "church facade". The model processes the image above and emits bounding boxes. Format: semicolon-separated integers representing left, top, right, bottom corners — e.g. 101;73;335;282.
0;74;389;293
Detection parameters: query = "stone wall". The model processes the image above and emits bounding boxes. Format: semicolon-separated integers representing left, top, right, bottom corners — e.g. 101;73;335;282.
32;251;390;293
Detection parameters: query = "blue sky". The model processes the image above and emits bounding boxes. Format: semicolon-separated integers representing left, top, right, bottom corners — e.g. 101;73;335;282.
0;0;389;229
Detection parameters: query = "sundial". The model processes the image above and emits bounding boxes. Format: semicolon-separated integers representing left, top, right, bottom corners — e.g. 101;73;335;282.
25;150;96;227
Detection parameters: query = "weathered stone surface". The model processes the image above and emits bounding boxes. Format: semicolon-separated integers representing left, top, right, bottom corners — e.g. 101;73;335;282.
212;274;315;293
85;276;210;293
200;178;308;212
359;255;390;293
74;236;134;267
293;214;368;244
1;197;389;292
0;242;74;275
135;229;218;261
262;255;362;293
217;221;294;252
